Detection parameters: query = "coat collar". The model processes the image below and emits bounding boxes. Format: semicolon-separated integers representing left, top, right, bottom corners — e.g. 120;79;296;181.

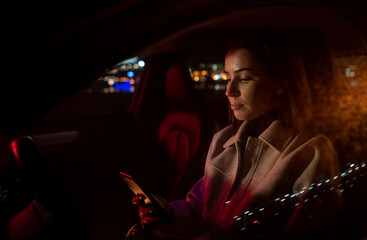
223;120;248;148
223;119;294;152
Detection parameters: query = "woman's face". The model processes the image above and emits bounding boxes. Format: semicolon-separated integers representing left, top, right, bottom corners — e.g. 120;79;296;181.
225;48;282;121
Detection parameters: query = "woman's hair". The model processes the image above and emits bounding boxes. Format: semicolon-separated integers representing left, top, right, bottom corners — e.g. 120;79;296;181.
225;28;349;138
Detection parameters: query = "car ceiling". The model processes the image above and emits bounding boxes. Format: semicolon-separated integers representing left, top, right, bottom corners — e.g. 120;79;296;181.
138;4;367;61
2;0;367;135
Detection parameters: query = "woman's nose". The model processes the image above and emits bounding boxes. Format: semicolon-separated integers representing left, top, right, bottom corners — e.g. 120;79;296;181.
225;81;240;97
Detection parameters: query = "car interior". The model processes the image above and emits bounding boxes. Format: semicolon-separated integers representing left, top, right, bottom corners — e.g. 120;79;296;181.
1;1;367;240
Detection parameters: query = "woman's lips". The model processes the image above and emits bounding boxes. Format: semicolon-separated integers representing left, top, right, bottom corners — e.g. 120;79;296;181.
231;104;244;110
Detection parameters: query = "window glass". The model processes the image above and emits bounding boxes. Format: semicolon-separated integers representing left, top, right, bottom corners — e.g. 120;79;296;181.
188;62;226;92
94;56;146;94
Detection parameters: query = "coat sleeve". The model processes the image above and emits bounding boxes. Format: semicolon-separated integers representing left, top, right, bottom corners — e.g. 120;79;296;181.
283;135;343;239
155;178;204;239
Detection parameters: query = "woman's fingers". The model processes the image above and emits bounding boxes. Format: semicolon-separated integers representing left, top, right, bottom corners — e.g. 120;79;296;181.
132;194;146;206
140;216;160;229
138;206;155;217
132;194;172;230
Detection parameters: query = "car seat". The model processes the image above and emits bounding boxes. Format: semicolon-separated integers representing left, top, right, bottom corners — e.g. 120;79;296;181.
3;133;89;240
126;53;217;201
124;53;218;240
0;124;47;240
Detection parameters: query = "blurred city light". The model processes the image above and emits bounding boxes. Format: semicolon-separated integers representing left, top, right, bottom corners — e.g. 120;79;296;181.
138;60;145;67
127;71;134;78
213;74;220;80
114;82;132;92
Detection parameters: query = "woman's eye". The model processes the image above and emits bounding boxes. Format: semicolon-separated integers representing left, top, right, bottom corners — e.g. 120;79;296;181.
241;78;253;82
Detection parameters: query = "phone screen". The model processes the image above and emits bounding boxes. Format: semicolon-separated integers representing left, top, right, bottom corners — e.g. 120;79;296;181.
119;172;154;205
119;171;173;222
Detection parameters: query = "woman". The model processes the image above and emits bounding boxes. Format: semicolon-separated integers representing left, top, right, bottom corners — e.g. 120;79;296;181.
131;29;343;239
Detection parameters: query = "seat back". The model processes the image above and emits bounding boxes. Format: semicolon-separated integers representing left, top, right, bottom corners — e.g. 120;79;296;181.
7;134;89;240
127;54;216;200
157;112;201;175
156;64;204;199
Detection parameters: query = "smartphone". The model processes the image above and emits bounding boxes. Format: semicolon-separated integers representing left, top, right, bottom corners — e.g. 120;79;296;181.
119;171;172;222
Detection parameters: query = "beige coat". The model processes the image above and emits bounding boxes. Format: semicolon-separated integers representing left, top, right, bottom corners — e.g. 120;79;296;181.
165;119;341;239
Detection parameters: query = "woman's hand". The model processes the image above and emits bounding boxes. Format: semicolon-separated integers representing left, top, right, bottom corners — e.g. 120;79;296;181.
132;194;172;230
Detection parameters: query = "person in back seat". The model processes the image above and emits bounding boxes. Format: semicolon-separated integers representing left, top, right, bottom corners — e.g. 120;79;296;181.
131;28;348;240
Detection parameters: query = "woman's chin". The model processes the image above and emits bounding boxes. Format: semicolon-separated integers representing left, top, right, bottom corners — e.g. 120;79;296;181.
234;112;248;121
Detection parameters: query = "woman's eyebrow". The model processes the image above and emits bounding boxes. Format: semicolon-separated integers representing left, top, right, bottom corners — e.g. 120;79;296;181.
224;67;254;74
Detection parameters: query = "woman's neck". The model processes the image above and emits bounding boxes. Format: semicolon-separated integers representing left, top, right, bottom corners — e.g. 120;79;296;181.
248;109;279;137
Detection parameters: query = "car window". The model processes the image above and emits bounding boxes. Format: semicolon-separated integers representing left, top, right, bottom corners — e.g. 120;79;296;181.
30;57;146;127
94;56;146;94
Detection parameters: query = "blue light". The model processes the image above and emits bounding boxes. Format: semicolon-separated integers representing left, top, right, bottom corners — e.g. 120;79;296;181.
114;82;132;93
127;71;134;78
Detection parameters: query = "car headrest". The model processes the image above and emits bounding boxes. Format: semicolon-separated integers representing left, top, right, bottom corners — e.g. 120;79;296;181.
165;64;195;109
